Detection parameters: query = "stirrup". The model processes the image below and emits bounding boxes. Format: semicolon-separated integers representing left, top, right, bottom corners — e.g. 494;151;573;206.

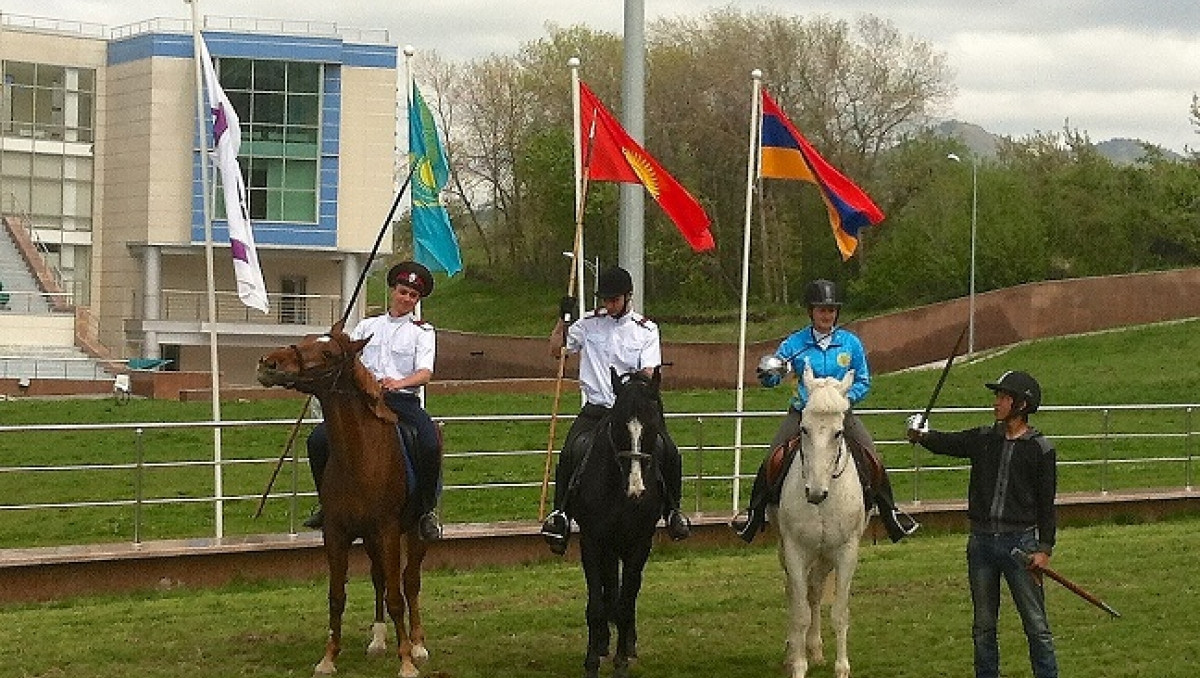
729;509;762;543
666;510;691;541
894;510;920;536
302;506;324;529
540;510;570;555
418;511;443;541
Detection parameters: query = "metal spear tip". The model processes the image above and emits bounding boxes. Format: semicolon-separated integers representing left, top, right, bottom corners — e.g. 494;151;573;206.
947;153;961;162
567;56;581;67
403;45;415;57
751;69;763;80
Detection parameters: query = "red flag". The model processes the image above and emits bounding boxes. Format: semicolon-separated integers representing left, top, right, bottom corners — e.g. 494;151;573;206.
579;81;714;252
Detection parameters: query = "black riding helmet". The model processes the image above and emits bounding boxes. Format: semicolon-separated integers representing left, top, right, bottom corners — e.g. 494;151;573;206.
387;261;434;298
804;279;842;307
595;266;634;298
986;370;1042;414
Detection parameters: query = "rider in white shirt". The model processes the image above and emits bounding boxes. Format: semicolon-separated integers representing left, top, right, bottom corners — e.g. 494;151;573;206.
540;266;691;554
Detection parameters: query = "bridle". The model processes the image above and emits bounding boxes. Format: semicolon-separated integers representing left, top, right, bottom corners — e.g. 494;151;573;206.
283;333;354;392
795;422;851;480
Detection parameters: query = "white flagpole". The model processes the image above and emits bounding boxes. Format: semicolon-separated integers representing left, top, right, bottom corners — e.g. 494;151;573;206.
733;70;763;511
570;58;586;407
404;46;428;412
188;0;224;537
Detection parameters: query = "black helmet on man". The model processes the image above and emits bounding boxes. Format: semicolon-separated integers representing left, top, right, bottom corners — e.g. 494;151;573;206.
804;279;842;307
595;266;634;298
986;370;1042;414
387;261;434;297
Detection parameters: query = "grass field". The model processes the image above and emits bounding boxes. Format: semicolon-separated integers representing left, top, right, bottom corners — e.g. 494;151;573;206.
1;319;1198;548
4;516;1197;677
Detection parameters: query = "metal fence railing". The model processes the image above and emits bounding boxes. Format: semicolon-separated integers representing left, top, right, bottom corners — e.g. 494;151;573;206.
0;404;1194;549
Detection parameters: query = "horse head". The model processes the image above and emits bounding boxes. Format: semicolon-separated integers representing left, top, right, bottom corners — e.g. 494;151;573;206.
256;320;396;423
607;366;663;498
798;362;854;504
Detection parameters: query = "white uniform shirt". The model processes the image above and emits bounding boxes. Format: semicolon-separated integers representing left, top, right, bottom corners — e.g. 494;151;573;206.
566;308;661;407
350;312;436;396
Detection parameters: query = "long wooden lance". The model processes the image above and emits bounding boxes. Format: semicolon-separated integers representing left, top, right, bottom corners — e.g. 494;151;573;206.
538;111;599;521
1012;548;1122;618
916;322;969;429
254;165;418;519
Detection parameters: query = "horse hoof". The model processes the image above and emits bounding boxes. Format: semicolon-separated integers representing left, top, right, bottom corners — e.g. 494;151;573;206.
411;643;430;664
313;658;337;676
367;622;388;657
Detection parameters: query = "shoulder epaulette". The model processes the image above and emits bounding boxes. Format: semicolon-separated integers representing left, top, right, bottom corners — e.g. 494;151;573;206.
634;314;656;330
413;319;435;330
1030;430;1055;454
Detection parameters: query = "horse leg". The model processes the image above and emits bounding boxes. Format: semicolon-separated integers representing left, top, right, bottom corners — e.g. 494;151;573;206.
779;538;812;678
367;551;388;657
805;563;832;666
613;544;650;678
315;536;349;676
830;546;861;678
579;536;613;678
378;529;419;678
403;532;430;665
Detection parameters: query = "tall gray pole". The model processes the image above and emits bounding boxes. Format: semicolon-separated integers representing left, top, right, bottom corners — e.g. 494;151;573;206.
620;0;646;306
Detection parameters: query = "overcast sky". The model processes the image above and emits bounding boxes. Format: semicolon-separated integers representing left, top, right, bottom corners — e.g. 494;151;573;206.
26;1;1200;153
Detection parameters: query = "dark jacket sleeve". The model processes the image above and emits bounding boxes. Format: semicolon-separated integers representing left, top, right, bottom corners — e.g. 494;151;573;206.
917;426;987;459
1033;434;1058;553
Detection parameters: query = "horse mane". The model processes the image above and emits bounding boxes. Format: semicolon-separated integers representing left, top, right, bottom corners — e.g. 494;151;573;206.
324;325;397;425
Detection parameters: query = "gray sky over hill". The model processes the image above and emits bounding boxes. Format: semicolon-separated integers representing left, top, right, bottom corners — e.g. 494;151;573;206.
27;1;1200;152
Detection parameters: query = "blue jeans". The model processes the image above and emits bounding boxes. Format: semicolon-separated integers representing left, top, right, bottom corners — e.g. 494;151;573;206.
967;530;1059;678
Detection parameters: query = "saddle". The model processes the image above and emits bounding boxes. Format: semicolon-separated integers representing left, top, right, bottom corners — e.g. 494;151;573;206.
764;433;884;513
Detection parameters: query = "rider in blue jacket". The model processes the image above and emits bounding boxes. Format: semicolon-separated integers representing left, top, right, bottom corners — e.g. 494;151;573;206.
731;279;919;543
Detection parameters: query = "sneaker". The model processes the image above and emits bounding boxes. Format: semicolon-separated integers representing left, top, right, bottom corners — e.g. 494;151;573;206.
729;509;762;544
302;506;324;530
418;511;443;541
540;510;570;555
666;510;691;541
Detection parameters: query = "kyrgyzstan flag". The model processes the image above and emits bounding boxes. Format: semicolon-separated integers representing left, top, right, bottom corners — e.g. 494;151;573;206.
578;81;714;252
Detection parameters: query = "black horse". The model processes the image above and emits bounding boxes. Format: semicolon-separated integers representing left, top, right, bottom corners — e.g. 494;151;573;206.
568;367;668;678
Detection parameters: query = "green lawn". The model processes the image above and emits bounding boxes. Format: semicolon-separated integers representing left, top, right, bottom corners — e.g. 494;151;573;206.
4;516;1196;677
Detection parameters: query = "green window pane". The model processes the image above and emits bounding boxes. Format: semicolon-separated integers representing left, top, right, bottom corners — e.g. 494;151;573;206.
253;61;286;92
286;94;318;125
288;62;320;93
283;159;316;190
253;92;285;124
221;58;252;89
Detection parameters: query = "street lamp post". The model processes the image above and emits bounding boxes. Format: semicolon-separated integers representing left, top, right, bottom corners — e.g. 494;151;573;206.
947;153;978;354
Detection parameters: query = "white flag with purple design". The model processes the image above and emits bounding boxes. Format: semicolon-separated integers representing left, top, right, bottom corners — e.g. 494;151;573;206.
199;36;269;313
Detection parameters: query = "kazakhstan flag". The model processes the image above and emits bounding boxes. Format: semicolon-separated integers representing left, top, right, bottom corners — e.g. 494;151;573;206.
409;83;462;275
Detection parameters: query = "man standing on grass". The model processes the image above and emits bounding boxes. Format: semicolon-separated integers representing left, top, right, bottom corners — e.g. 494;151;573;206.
907;370;1059;678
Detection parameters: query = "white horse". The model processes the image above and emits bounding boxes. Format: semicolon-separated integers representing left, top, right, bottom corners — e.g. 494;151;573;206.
769;363;867;678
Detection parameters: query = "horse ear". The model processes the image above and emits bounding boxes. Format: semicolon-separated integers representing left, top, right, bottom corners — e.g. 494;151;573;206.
331;319;346;336
611;366;621;391
801;360;817;391
350;336;371;355
838;369;855;395
651;365;661;389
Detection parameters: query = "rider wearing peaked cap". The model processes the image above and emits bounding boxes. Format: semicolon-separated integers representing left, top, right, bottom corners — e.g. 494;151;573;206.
304;260;444;541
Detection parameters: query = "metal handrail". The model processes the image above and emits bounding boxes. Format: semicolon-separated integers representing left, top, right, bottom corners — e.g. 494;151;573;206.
0;404;1196;548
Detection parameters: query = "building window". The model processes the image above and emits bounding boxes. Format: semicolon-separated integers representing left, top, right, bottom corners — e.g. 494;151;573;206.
217;58;320;224
1;61;94;142
279;276;308;324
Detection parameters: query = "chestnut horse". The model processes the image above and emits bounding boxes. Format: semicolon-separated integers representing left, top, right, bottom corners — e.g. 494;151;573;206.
257;321;429;678
569;367;667;678
769;363;867;678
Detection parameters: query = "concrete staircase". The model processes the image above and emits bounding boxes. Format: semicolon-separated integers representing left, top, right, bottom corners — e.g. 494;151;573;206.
0;218;52;315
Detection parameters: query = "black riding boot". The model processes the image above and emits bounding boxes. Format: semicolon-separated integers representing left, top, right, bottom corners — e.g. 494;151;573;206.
730;464;770;543
658;434;691;540
540;456;575;555
414;443;443;541
874;472;919;542
302;425;329;529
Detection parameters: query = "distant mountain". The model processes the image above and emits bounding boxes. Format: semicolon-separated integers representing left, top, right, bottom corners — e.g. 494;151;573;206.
932;120;1182;165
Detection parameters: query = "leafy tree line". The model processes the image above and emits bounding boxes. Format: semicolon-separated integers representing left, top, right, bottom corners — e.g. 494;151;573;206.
403;8;1200;318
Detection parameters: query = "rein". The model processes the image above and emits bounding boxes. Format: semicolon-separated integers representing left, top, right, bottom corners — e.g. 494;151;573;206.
286;334;354;393
794;426;851;480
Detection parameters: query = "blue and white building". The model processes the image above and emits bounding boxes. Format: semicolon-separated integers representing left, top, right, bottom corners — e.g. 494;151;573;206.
0;12;400;383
